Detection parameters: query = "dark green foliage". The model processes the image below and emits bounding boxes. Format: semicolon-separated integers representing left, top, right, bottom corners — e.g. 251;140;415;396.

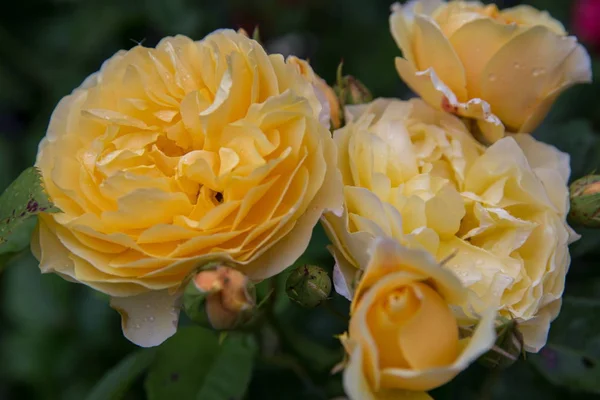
1;0;600;399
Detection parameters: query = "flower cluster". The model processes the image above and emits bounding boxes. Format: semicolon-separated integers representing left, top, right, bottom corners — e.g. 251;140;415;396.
30;0;590;398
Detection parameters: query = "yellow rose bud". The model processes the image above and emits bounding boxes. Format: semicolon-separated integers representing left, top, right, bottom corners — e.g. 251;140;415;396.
32;30;343;347
390;0;592;142
183;264;256;330
569;175;600;227
322;98;579;353
288;56;342;129
341;238;496;399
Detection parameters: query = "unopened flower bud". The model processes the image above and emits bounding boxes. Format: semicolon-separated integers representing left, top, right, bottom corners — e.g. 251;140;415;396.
479;318;524;369
569;175;600;228
286;265;331;308
183;264;256;330
338;75;373;106
334;62;373;108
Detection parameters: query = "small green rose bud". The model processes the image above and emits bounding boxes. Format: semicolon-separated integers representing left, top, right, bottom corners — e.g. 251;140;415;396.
286;264;332;308
183;264;256;330
569;175;600;228
479;317;524;369
337;75;373;106
332;62;373;128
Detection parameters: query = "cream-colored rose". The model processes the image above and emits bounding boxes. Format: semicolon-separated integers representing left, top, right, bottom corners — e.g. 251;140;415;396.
32;30;342;347
288;56;342;129
390;0;592;142
322;98;578;352
341;237;495;400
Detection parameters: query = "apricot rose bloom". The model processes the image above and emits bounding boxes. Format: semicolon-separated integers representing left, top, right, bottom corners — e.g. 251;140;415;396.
322;98;578;352
390;0;592;143
32;30;342;347
341;237;495;400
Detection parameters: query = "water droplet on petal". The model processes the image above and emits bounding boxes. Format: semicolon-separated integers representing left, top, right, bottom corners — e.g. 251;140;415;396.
134;324;141;329
149;316;155;322
513;62;521;69
532;67;546;77
145;304;152;309
476;259;484;266
488;73;497;82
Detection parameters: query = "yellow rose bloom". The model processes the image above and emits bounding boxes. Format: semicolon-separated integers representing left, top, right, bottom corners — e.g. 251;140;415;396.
341;237;496;399
390;0;592;142
32;30;342;347
322;98;578;352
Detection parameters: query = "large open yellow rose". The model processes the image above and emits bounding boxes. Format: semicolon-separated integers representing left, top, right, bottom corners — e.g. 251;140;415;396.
323;98;578;352
390;0;592;142
341;237;495;400
32;30;342;347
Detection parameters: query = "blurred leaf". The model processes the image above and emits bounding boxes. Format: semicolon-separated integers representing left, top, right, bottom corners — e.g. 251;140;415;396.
86;349;157;400
0;137;15;193
0;218;37;271
145;327;257;400
196;334;257;400
1;250;70;332
276;318;344;374
534;120;599;180
0;167;59;253
432;360;591;400
529;297;600;394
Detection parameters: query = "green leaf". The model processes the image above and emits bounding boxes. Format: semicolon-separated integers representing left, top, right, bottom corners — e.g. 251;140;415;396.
145;327;257;400
529;297;600;394
86;349;157;400
0;167;59;254
195;334;257;400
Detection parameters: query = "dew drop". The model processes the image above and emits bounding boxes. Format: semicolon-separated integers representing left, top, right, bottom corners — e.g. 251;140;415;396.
145;304;152;309
454;270;468;279
476;259;484;266
148;316;155;322
134;324;141;329
488;73;497;82
513;62;521;69
532;67;546;77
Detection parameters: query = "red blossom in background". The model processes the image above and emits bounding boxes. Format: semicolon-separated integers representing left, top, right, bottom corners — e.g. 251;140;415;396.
573;0;600;50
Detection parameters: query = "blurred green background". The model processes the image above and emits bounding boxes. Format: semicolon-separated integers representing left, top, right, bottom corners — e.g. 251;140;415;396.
1;0;600;399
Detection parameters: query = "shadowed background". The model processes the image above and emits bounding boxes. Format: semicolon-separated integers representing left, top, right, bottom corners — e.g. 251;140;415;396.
1;0;599;399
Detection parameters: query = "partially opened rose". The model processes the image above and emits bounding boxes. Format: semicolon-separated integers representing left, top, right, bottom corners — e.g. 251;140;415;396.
32;29;342;347
323;98;578;352
341;237;495;400
390;0;592;142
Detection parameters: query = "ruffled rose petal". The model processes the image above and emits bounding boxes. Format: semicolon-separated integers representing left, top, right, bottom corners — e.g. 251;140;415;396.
480;27;583;131
411;14;468;101
110;290;181;348
394;58;504;143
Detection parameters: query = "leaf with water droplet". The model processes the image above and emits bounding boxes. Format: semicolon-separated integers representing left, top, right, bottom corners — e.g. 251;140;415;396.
0;167;60;258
